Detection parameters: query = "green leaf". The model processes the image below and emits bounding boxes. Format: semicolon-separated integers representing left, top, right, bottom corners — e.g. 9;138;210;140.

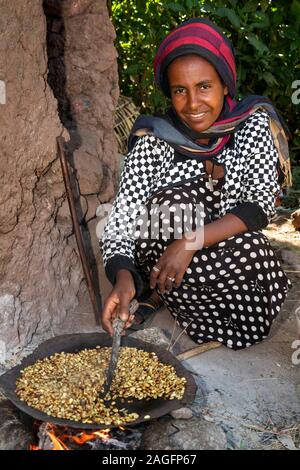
291;38;300;51
282;27;297;40
242;0;259;13
263;72;279;86
237;65;247;83
249;11;270;29
260;0;269;12
216;7;241;29
165;2;186;12
185;0;194;9
198;4;215;14
246;34;269;54
290;0;300;28
225;10;241;29
249;22;269;29
124;64;141;74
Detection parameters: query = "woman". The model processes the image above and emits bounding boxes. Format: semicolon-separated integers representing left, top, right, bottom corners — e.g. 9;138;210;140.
100;18;292;349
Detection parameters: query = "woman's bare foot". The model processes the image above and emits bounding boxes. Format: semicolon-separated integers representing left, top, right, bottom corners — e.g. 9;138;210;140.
132;290;163;326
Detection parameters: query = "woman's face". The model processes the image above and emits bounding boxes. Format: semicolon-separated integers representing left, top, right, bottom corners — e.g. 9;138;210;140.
167;54;228;132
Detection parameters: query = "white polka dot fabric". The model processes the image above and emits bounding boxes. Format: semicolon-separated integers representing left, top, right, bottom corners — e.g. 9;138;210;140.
135;178;291;350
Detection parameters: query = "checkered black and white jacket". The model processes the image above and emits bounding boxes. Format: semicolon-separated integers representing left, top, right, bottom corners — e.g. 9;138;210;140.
100;110;280;292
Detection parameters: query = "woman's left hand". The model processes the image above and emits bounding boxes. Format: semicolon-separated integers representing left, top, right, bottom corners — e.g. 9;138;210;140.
150;239;196;294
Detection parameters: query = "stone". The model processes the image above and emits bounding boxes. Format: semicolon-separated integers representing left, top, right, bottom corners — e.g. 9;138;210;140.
56;195;88;237
56;198;73;238
130;327;170;348
0;293;22;357
170;407;193;420
0;394;33;450
142;416;228;450
291;209;300;230
85;194;100;222
98;169;116;203
86;217;103;264
280;248;300;270
74;126;104;159
73;150;103;195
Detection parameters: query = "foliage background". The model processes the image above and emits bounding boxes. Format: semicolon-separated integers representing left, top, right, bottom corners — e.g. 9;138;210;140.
109;0;300;188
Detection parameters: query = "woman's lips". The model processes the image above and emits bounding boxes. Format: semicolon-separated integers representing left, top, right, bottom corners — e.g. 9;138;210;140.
186;111;207;121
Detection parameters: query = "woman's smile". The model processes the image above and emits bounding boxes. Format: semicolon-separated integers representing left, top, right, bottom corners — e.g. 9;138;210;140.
186;111;207;120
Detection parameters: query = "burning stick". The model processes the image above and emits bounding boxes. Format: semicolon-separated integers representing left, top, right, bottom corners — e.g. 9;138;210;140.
33;422;142;450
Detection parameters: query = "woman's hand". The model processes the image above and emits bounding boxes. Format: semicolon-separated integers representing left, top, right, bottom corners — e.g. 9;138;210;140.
101;270;136;336
150;239;196;294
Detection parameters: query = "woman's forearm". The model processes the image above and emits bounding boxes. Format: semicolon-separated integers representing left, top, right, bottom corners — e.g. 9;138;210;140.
183;213;248;251
203;213;248;247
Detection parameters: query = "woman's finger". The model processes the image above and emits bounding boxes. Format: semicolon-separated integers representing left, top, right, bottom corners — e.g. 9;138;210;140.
118;298;131;323
156;270;167;293
174;271;184;289
123;314;135;333
150;263;162;289
157;269;175;294
101;299;119;336
165;273;176;292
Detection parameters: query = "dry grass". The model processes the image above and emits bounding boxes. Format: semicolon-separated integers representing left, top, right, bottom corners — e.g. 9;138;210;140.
202;408;300;450
263;211;300;253
250;422;300;450
114;95;140;155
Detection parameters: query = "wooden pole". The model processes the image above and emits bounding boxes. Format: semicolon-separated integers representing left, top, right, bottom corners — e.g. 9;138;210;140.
57;136;100;325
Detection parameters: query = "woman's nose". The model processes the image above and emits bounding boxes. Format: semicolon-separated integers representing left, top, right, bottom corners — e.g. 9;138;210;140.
187;89;200;110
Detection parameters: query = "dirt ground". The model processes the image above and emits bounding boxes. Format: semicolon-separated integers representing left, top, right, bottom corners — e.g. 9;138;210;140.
262;209;300;253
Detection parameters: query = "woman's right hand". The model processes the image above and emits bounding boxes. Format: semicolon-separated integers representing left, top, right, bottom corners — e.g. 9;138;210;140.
101;269;136;336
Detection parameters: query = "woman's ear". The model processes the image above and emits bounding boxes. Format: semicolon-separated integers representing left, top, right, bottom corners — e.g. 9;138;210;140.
224;85;229;96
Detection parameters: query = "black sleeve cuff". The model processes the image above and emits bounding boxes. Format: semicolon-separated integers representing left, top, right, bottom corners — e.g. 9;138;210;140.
105;255;144;297
227;202;269;231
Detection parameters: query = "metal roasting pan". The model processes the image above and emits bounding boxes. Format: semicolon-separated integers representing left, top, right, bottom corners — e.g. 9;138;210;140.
0;333;197;430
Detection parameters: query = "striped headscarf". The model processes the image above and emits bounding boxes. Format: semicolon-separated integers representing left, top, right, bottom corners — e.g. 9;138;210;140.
130;18;292;188
154;18;236;98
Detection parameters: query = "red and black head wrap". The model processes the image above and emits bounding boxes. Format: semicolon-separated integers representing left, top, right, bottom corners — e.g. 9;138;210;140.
154;18;236;99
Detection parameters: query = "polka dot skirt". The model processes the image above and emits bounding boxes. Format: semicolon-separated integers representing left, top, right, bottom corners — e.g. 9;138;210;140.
134;177;291;350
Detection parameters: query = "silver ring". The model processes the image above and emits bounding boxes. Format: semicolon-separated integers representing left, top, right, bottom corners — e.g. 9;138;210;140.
152;266;161;273
167;276;176;283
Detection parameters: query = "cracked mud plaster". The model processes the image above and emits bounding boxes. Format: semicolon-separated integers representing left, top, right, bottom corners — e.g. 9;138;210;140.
0;0;119;357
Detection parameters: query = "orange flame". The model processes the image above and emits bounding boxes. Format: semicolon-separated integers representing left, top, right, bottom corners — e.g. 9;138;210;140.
30;423;111;450
47;431;69;451
29;444;40;451
71;429;110;445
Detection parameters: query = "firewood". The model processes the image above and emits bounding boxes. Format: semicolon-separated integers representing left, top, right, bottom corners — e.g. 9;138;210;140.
176;342;222;361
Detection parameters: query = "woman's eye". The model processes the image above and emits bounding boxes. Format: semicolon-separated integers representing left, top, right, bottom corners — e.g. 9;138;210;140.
199;83;211;90
174;88;185;94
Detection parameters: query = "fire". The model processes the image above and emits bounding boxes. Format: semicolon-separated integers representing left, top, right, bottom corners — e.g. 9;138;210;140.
48;430;69;451
29;444;40;451
30;422;111;451
71;429;110;445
